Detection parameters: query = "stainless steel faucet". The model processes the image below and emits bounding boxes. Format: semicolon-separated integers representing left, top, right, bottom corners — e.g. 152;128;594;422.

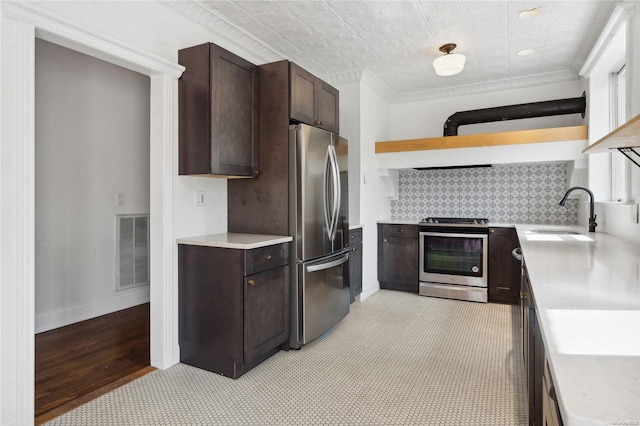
559;186;597;232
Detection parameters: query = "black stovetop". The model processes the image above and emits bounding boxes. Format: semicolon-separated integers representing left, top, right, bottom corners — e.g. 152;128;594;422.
420;217;489;227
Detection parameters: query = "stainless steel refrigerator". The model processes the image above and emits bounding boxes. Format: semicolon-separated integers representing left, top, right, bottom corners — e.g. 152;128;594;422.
289;124;349;349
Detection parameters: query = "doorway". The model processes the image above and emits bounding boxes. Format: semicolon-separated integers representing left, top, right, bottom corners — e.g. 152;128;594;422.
33;38;152;421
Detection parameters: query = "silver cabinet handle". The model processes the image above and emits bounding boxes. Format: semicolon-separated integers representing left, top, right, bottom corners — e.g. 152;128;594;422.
512;247;523;261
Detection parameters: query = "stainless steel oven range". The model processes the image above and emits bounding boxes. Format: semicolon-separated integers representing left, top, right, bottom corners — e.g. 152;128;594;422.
419;217;489;303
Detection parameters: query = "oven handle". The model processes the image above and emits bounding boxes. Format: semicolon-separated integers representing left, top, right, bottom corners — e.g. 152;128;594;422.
420;231;488;239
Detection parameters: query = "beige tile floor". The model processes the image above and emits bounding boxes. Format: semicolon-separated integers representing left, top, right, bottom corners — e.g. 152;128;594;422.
46;290;527;425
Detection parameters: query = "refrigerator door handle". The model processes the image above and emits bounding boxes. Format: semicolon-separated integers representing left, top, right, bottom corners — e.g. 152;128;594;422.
305;252;349;273
328;144;341;241
323;146;332;240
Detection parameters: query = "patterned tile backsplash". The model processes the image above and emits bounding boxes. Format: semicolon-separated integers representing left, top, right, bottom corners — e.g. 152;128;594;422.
390;162;579;224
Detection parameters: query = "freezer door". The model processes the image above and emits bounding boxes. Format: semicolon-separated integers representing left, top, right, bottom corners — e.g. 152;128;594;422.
292;124;348;261
297;250;350;345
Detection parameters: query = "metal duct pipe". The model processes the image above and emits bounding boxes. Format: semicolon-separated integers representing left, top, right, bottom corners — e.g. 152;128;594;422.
443;92;586;136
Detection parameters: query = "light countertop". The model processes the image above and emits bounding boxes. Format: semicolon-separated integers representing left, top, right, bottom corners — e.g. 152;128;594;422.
516;224;640;426
377;218;419;225
177;233;292;250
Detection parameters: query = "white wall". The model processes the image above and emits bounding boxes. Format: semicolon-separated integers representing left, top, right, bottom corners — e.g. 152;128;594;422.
335;82;361;226
34;39;151;332
359;84;392;299
389;80;586;140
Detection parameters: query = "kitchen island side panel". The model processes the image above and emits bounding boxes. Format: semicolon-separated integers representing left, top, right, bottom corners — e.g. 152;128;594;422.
228;60;290;236
178;245;244;376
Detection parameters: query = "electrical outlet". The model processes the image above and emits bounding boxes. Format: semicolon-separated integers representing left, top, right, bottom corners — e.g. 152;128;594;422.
116;192;125;205
195;191;206;206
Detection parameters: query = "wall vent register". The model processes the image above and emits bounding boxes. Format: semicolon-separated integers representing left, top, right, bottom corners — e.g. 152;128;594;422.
117;214;150;291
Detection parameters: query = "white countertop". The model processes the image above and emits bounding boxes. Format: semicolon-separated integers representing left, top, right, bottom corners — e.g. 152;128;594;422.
516;224;640;426
377;218;419;225
177;233;292;250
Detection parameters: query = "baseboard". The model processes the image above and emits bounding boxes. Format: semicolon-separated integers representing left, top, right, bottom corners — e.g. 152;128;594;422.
172;345;181;367
360;284;380;302
35;287;150;333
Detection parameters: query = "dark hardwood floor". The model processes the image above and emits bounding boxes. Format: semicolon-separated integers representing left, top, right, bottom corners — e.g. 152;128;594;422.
35;303;151;423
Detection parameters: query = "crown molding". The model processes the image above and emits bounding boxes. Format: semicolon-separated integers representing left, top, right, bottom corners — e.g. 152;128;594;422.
393;70;579;103
580;2;635;78
159;0;284;65
360;70;395;103
322;70;364;86
323;69;395;103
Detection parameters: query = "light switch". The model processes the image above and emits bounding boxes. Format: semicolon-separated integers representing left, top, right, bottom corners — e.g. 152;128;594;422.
116;192;125;205
195;191;206;206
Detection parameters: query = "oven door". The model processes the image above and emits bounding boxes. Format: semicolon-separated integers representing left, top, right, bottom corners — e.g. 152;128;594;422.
419;232;488;287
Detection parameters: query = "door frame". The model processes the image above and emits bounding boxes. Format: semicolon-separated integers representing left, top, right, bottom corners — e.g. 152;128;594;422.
1;3;184;424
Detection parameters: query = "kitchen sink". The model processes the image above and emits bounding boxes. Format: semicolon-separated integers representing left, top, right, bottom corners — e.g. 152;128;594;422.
528;228;581;235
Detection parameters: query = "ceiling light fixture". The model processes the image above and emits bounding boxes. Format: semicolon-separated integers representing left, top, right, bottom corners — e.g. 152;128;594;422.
517;48;536;56
519;7;542;19
433;43;466;76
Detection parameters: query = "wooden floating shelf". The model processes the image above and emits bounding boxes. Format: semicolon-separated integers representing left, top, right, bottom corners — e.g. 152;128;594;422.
375;125;588;154
582;113;640;154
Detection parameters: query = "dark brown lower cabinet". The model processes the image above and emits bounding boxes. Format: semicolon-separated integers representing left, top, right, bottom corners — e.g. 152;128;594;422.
542;358;564;426
348;227;363;303
178;242;289;379
488;227;521;304
377;224;419;293
522;264;561;426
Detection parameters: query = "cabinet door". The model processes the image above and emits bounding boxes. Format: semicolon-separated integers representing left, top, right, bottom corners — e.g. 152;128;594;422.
290;63;318;128
377;224;419;292
382;237;418;285
349;243;363;303
317;80;339;134
290;63;340;134
542;360;563;426
244;265;289;364
178;42;258;177
488;227;521;304
210;44;259;177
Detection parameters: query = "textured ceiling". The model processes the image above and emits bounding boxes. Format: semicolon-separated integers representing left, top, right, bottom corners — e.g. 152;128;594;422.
164;0;616;102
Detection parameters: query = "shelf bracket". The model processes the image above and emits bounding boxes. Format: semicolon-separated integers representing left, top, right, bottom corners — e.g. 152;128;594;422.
617;147;640;168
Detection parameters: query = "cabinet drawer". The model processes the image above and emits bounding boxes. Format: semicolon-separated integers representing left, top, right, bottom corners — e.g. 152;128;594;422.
382;224;417;238
348;228;363;245
245;243;289;276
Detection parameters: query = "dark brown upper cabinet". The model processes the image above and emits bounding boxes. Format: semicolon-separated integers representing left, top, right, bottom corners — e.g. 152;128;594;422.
290;62;339;134
178;42;259;178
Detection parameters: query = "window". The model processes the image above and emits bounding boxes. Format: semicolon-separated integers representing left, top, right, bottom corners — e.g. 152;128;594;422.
610;65;628;202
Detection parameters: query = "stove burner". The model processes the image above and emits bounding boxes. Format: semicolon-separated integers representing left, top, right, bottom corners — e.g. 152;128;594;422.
420;217;488;227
